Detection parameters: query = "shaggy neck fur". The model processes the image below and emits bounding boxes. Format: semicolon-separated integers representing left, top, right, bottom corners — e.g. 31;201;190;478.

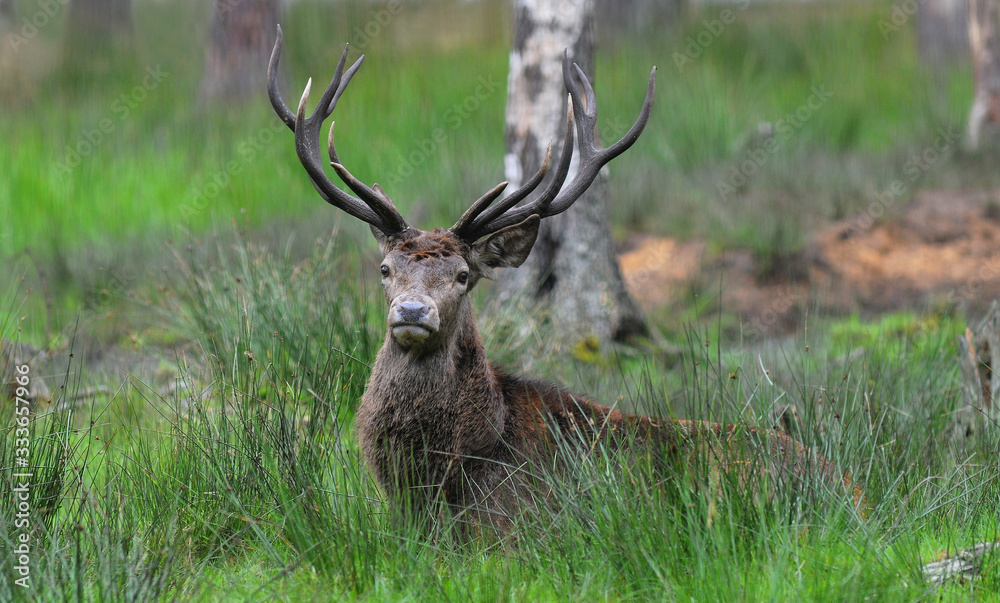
357;296;506;509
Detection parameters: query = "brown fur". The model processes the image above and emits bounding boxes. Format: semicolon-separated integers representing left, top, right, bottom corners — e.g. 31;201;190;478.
355;231;864;532
396;229;467;261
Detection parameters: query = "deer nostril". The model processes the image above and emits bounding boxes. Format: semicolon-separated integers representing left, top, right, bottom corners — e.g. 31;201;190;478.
397;301;431;323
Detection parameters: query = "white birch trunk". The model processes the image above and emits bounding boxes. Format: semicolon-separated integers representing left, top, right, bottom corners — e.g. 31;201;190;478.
497;0;653;350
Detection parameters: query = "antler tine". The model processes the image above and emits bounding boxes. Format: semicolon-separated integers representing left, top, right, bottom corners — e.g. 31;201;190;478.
318;44;352;121
327;53;364;120
452;141;555;239
460;141;556;237
527;104;576;213
327;123;407;232
462;52;655;239
600;65;657;159
321;55;408;233
566;61;597;150
292;79;381;224
267;25;296;131
271;26;410;235
451;181;510;235
543;62;655;217
461;55;648;238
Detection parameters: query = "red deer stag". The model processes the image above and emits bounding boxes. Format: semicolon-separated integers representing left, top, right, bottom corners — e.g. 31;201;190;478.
267;26;862;532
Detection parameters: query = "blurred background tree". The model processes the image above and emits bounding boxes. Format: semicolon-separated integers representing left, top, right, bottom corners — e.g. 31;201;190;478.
60;0;135;92
199;0;281;103
918;0;968;69
967;0;1000;149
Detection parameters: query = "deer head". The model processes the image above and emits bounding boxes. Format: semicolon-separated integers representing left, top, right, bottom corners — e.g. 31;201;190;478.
268;26;655;355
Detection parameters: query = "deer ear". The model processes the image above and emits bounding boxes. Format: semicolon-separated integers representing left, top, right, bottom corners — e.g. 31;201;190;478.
470;215;540;279
370;223;391;256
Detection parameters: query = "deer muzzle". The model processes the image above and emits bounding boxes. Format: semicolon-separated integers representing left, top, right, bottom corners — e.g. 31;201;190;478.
388;298;439;346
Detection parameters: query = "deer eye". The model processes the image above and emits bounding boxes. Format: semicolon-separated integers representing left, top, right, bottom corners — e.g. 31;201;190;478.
380;265;390;278
456;271;469;285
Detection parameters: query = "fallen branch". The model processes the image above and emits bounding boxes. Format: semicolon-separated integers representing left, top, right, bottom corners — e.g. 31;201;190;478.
922;541;999;586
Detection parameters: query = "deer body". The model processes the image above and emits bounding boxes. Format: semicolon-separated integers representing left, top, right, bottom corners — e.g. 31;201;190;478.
350;230;858;528
267;28;862;530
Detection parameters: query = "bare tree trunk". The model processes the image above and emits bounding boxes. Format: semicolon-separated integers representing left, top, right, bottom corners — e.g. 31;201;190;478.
496;0;654;350
0;0;13;23
967;0;1000;150
62;0;134;84
918;0;969;68
199;0;280;104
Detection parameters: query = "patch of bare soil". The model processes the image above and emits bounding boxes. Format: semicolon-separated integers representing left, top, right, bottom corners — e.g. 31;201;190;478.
619;190;1000;336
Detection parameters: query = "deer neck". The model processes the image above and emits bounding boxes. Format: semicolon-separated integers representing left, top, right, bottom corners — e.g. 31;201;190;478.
367;299;499;406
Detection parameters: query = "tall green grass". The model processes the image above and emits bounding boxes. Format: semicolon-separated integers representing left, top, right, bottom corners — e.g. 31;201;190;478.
2;234;997;600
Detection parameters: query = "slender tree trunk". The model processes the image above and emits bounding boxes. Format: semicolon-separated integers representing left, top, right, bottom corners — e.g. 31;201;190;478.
0;0;13;23
967;0;1000;150
918;0;969;69
497;0;654;349
199;0;280;103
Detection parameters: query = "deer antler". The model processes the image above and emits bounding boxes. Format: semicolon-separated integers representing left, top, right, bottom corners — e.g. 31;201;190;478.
451;51;656;244
268;25;410;236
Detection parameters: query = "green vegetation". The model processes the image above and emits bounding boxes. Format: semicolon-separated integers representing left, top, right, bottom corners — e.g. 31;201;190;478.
3;234;998;600
2;0;999;600
1;0;987;329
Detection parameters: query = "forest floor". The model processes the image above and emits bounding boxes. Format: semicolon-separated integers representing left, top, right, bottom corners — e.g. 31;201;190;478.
620;189;1000;337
